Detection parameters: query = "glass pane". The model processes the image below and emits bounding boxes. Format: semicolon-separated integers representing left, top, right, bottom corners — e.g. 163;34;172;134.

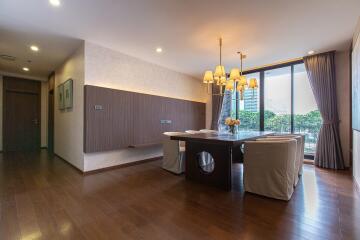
238;72;260;131
264;67;291;133
294;63;321;154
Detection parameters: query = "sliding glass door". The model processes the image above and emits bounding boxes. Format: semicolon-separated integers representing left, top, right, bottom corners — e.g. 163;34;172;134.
264;67;292;133
233;61;321;157
293;64;321;154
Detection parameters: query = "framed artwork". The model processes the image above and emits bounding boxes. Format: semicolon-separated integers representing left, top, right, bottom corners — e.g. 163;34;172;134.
58;84;65;110
64;79;73;109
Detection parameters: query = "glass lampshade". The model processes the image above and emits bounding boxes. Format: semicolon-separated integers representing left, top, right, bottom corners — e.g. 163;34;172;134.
203;71;214;83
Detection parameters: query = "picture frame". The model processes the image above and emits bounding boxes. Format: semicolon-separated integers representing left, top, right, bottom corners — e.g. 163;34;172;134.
63;79;73;109
58;84;65;110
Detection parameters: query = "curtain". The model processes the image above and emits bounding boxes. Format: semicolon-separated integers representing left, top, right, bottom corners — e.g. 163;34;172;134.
304;51;345;169
211;85;224;130
218;91;233;130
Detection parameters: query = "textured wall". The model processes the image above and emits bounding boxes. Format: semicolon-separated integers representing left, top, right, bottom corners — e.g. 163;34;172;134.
54;43;85;171
85;42;207;103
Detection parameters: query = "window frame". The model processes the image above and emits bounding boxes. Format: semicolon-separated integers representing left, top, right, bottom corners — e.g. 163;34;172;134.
240;59;315;159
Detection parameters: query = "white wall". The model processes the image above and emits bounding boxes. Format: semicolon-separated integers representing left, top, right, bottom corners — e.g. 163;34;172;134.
83;42;208;171
54;43;85;171
353;18;360;186
335;51;351;167
0;75;3;151
85;42;207;102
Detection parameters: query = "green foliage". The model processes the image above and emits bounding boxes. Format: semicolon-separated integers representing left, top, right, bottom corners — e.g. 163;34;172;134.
236;110;322;152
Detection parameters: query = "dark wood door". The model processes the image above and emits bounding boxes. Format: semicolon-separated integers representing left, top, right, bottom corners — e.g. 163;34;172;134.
48;90;54;152
3;77;41;152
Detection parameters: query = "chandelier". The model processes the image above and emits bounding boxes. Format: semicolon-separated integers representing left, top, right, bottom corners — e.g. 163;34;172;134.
203;38;258;100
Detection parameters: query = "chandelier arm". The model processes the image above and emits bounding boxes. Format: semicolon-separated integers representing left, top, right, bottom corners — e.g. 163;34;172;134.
240;52;243;75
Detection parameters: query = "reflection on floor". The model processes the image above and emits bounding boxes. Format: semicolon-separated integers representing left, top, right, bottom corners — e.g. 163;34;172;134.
0;150;359;239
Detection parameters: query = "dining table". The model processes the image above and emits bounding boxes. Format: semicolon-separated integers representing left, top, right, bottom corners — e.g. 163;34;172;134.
171;131;274;191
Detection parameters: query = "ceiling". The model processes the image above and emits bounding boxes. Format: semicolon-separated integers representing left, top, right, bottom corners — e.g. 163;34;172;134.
0;0;359;80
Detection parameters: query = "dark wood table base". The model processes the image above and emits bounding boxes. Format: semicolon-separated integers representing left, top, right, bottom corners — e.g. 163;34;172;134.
172;131;273;191
185;141;233;190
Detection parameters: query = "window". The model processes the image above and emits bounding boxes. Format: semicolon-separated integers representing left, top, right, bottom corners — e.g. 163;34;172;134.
264;67;291;133
228;61;321;157
293;64;321;154
231;72;260;131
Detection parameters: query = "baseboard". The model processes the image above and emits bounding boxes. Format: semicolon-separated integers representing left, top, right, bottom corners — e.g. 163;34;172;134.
303;159;314;165
83;156;162;175
54;153;84;175
354;177;360;195
54;152;162;175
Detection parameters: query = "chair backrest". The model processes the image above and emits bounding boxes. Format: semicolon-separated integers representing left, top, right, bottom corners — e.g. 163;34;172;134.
185;130;201;134
199;129;217;133
244;139;297;170
163;132;186;136
162;132;186;156
256;136;302;185
264;135;304;163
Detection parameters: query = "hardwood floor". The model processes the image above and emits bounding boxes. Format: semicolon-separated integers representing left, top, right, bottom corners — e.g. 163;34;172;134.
0;150;359;240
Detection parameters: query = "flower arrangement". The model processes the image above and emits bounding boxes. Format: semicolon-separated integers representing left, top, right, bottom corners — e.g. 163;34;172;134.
225;117;240;134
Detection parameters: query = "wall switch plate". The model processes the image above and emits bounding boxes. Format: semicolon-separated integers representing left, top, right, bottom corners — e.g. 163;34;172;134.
160;120;172;124
94;105;104;110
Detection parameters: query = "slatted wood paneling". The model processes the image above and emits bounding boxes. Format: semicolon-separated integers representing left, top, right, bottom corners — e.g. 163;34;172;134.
84;85;205;153
84;86;134;153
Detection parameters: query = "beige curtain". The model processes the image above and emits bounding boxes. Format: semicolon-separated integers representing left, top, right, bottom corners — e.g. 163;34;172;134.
211;85;224;130
303;51;345;169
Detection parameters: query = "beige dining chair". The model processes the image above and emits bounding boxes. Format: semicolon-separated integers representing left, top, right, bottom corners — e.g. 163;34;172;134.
243;139;297;201
162;132;186;174
266;134;305;177
257;135;303;187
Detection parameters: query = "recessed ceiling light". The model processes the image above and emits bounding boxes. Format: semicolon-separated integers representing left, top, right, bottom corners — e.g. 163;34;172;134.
49;0;61;7
30;45;39;52
156;47;163;53
22;67;29;72
308;50;315;55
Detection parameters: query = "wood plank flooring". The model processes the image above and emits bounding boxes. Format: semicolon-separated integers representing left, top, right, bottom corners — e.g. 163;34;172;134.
0;150;359;239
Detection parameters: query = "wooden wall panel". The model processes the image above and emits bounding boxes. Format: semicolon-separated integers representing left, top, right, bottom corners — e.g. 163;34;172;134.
132;93;165;146
84;86;133;153
84;85;206;153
